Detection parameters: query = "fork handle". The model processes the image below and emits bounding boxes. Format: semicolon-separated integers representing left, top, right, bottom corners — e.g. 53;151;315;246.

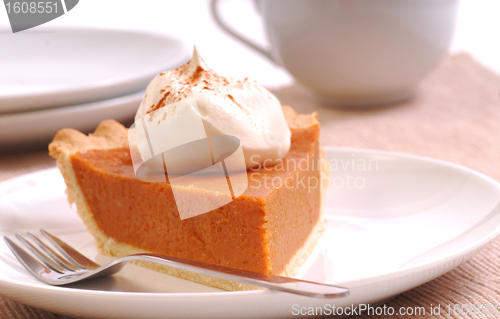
124;253;349;299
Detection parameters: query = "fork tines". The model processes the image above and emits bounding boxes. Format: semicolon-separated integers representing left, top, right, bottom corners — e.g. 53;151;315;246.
4;230;99;281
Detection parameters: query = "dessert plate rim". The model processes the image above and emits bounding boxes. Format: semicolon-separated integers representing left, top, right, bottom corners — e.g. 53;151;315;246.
0;90;143;147
0;25;190;114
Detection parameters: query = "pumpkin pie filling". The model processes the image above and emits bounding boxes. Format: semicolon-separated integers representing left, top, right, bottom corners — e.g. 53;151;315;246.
68;120;323;276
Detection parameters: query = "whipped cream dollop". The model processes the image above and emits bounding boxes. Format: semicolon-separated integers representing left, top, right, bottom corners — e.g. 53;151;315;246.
135;47;291;170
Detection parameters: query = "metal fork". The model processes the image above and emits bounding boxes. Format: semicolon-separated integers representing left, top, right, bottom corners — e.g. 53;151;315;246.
4;230;349;299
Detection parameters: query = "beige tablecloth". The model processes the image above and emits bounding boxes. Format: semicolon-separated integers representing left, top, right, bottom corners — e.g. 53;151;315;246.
1;53;500;318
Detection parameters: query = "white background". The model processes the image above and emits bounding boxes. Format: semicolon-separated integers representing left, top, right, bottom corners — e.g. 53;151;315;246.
0;0;499;88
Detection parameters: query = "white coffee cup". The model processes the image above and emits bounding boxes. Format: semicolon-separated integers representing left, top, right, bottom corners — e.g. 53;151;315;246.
211;0;459;106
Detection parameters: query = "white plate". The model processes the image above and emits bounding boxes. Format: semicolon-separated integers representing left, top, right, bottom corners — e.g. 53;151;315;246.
0;91;143;147
0;148;499;319
0;26;189;114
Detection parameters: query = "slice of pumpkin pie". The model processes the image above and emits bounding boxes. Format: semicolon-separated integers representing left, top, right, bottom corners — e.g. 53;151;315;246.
48;49;328;291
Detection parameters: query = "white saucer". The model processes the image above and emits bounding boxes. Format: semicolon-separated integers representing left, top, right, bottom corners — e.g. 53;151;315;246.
0;91;143;147
0;25;189;114
0;148;499;318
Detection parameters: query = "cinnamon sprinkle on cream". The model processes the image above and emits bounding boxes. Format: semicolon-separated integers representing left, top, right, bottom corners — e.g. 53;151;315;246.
228;94;249;115
191;66;205;83
148;91;171;114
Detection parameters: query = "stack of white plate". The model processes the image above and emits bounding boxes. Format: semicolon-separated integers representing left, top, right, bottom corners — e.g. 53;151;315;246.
0;26;190;148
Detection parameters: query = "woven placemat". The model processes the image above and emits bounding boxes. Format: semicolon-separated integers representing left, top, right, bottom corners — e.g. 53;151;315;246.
0;53;499;318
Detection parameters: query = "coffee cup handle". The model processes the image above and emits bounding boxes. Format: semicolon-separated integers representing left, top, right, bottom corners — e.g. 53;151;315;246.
210;0;277;64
